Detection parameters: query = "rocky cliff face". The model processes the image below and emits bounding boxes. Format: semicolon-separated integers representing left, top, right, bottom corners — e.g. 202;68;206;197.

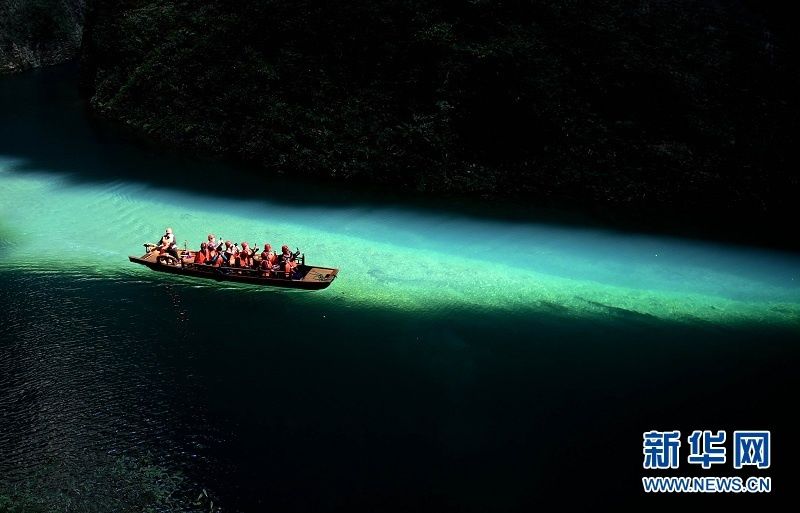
1;0;85;74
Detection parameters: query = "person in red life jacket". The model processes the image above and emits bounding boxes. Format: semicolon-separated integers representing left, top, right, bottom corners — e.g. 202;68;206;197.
207;243;223;267
239;242;257;268
263;243;277;265
279;244;297;277
154;227;179;258
222;241;236;266
194;242;209;265
260;243;276;276
230;246;243;267
151;227;181;264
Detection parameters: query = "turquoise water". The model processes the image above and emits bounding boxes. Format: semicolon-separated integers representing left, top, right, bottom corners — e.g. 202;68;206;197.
1;156;798;325
1;66;798;512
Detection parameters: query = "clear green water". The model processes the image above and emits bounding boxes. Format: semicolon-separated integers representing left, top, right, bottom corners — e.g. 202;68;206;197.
1;156;798;325
1;66;798;512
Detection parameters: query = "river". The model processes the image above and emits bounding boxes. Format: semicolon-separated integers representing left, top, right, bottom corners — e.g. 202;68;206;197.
1;66;798;511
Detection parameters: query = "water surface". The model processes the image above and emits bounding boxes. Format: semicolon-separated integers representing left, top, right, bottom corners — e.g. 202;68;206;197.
1;66;798;511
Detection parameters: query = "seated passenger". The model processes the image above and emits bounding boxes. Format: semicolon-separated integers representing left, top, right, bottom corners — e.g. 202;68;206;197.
230;244;246;268
207;244;223;267
222;241;235;265
207;234;221;251
155;227;174;251
194;242;209;265
279;244;298;277
258;243;275;276
239;242;258;268
260;243;276;266
155;227;180;260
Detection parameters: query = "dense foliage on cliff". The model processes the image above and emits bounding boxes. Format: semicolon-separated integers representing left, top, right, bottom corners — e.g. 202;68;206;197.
81;0;798;229
0;0;84;73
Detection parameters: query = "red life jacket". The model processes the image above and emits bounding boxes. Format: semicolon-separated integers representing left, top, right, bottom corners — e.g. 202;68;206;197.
208;249;221;265
261;250;275;266
194;249;208;265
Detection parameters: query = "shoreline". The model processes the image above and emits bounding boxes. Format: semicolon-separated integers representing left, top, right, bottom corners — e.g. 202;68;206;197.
2;62;798;252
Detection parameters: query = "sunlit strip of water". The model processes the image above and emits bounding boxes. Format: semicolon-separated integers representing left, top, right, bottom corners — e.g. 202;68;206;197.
1;158;798;325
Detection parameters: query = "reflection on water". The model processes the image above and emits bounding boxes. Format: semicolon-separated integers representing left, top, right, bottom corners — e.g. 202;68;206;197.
1;66;798;512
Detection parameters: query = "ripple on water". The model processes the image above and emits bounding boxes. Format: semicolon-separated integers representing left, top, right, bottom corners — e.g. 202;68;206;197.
0;275;222;503
1;162;799;325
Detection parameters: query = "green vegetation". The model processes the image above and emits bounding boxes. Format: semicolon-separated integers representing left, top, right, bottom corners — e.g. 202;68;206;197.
77;1;800;239
0;0;84;72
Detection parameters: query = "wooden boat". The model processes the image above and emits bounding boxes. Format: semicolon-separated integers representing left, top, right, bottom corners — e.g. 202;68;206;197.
128;244;339;290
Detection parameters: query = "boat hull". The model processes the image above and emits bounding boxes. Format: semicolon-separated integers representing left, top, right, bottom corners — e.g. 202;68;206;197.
128;254;338;290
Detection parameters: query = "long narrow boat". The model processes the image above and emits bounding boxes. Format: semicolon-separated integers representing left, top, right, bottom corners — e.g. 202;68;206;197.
128;245;339;290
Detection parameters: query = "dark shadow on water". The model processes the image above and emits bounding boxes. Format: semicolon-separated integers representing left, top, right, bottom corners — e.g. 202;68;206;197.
1;64;798;252
0;267;797;511
0;64;522;218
